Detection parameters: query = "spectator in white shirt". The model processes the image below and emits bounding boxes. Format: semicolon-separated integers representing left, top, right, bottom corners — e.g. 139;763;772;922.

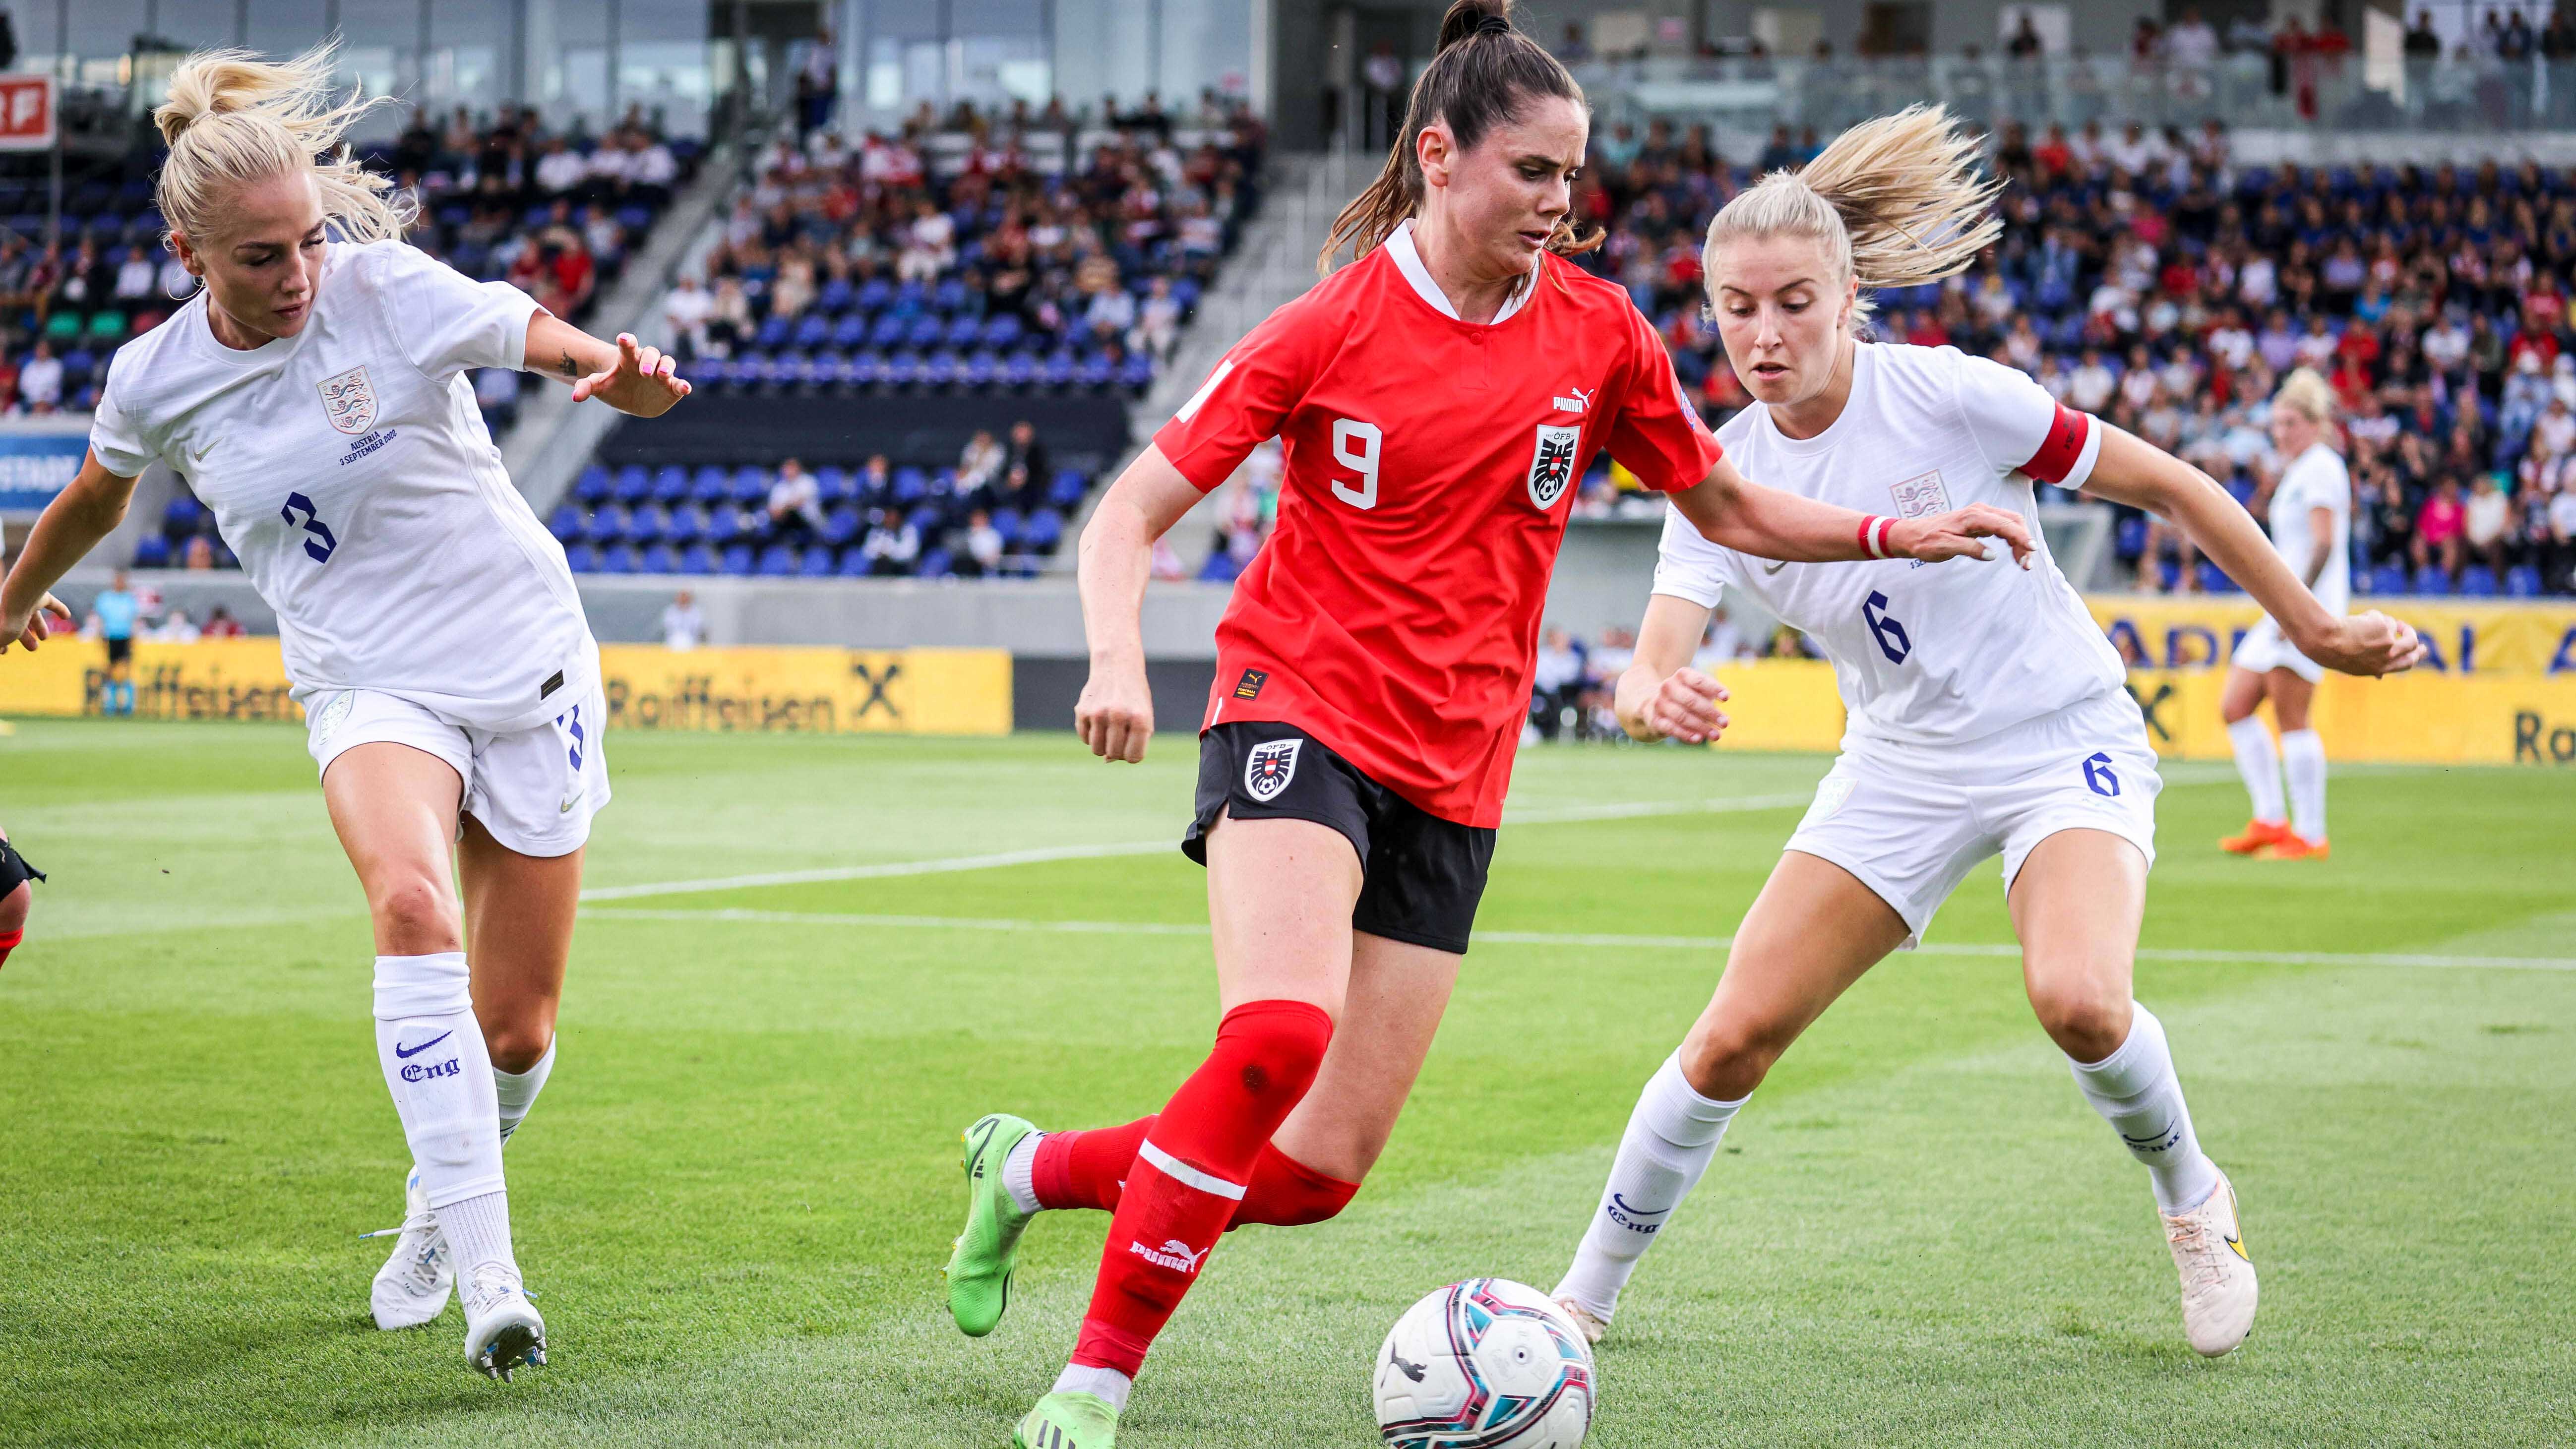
862;513;920;575
2533;396;2576;461
662;590;706;651
961;509;1005;577
628;133;679;204
1134;275;1182;359
767;458;825;541
114;246;156;302
2069;348;2117;413
535;138;589;198
2165;8;2220;68
18;340;61;413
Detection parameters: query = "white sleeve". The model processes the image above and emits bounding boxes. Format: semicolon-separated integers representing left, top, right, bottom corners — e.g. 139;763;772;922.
1651;505;1739;607
368;241;544;381
1949;349;2102;487
86;357;158;478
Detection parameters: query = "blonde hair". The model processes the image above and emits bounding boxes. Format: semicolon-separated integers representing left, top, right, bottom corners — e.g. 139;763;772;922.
154;41;412;249
1702;105;2002;324
2273;367;2336;424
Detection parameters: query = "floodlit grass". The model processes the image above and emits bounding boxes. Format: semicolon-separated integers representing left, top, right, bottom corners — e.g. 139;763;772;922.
3;720;2571;1446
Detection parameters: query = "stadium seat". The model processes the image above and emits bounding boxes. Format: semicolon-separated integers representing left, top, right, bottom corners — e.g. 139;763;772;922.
162;495;205;536
885;351;924;388
838;548;873;577
641;543;679;574
691;466;731;505
918;547;953;579
679;543;716;575
130;534;170;568
2459;565;2497;597
652;466;690;504
600;545;641;575
1047;470;1089;509
800;544;836;577
564;543;599;572
816;467;853;505
548;503;584;541
588;505;631;544
2414;567;2452;596
893;468;929;504
721;543;755;575
731;467;771;506
756;543;797;576
2372;562;2410;596
613;465;651;504
924;351;962;388
628;506;669;544
2506;565;2542;598
666;506;708;545
1023;509;1065;553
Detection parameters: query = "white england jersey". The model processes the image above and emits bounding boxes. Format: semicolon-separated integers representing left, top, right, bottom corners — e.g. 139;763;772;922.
2265;441;2350;616
1654;342;2125;751
89;240;594;734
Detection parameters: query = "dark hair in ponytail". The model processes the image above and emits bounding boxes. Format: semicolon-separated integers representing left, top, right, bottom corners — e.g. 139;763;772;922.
1317;0;1595;275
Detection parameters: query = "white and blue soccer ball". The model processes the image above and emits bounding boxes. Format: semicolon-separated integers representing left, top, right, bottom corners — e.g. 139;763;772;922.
1372;1278;1595;1449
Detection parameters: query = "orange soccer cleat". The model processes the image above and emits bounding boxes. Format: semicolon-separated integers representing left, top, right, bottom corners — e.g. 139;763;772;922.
2218;819;2294;855
2263;834;2331;861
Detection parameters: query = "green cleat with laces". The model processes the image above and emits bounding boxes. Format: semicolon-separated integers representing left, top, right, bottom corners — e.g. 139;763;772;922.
1012;1390;1119;1449
944;1112;1039;1337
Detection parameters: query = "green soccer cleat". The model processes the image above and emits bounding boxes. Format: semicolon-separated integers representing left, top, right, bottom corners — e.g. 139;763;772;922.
945;1112;1039;1337
1012;1390;1119;1449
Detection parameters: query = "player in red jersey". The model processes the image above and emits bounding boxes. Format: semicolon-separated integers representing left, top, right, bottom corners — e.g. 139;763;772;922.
939;5;2034;1444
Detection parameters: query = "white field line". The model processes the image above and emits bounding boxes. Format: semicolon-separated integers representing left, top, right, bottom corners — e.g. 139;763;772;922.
574;792;1817;903
576;906;2576;972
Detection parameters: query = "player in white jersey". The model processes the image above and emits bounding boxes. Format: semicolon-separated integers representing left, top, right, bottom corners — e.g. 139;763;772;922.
2218;369;2351;860
0;44;688;1381
1547;109;2422;1361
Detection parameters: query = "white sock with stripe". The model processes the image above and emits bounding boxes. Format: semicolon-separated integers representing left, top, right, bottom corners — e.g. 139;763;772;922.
1050;1363;1132;1412
1552;1051;1746;1325
2067;1003;2219;1215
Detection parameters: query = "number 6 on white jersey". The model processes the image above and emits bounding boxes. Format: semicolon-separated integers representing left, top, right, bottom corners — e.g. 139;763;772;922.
1331;418;1381;510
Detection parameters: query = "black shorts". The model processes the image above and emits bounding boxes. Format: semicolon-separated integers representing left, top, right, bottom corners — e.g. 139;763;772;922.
1183;721;1496;955
0;837;43;895
105;636;131;666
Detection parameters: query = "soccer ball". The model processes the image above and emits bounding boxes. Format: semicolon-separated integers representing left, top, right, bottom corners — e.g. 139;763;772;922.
1371;1278;1595;1449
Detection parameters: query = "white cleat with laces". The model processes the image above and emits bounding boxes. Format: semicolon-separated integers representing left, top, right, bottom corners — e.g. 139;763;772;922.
2164;1168;2258;1357
366;1166;454;1330
460;1262;547;1381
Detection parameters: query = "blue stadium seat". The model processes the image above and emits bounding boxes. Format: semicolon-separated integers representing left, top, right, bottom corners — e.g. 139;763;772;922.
892;280;929;315
816;467;853;505
691;466;730;505
800;544;836;577
885;351;924;388
666;506;707;545
1048;470;1089;509
981;314;1023;349
891;468;927;504
721;543;755;575
1075;352;1115;390
2373;562;2409;596
906;315;946;349
794;315;831;349
831;313;869;349
680;355;725;389
964;350;998;388
731;467;771;506
821;505;861;545
613;465;651;503
588;505;631;544
838;549;872;577
2414;566;2452;596
1023;509;1065;553
652;466;689;504
818;276;854;315
944;315;982;349
991;506;1023;546
162;494;205;536
917;547;953;579
600;545;640;574
868;313;908;348
564;543;599;572
856;277;893;313
2507;564;2542;597
933;277;971;314
1002;351;1038;389
679;543;716;575
548;503;584;541
628;506;669;544
1042;350;1076;389
756;543;797;576
847;351;888;388
641;543;679;574
2459;565;2497;597
130;534;170;568
1118;353;1155;391
925;351;961;388
575;464;613;503
756;315;793;350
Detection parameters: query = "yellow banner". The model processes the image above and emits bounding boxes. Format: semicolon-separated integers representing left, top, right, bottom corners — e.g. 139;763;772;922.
2085;595;2576;676
1707;658;2576;767
0;638;1013;736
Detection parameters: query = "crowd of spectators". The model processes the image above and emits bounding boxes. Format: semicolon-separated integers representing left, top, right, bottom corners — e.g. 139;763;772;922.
1559;111;2576;597
11;104;691;432
550;418;1087;579
659;93;1265;399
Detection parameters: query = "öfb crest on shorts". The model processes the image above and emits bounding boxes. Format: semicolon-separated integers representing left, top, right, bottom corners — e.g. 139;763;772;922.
1244;738;1302;802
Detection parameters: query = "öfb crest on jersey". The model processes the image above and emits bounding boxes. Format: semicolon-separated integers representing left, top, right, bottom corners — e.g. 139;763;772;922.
317;365;378;435
1526;424;1580;510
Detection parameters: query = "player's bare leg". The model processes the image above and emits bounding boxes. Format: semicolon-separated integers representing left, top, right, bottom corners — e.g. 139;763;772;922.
1266;931;1460;1184
1017;814;1356;1446
457;817;577;1126
2012;829;2252;1356
325;745;542;1377
1555;851;1906;1336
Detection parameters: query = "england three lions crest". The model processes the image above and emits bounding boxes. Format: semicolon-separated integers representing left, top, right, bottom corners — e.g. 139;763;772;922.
1527;423;1581;510
1889;469;1950;519
317;365;377;435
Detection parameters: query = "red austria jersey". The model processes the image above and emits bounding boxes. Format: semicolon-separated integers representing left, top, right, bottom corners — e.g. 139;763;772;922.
1154;221;1725;827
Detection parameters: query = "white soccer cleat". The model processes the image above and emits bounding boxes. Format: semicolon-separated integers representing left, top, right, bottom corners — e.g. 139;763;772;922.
1552;1295;1608;1346
366;1166;453;1330
2164;1168;2258;1357
460;1262;547;1381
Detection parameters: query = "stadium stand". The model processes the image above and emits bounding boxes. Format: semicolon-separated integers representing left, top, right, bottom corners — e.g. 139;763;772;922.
551;96;1268;580
1569;118;2576;597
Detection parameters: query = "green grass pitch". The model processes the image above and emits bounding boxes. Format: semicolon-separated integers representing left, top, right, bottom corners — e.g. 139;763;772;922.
3;719;2572;1447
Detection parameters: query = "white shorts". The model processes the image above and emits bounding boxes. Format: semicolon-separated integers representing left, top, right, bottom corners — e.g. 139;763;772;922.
1784;690;2161;948
2230;615;2326;684
305;684;610;858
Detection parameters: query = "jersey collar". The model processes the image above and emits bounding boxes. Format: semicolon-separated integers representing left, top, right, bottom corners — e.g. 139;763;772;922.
1384;219;1537;326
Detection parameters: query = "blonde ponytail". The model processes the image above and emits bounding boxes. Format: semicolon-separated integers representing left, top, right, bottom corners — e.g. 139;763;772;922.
1703;105;2002;323
2273;367;2336;424
155;40;412;248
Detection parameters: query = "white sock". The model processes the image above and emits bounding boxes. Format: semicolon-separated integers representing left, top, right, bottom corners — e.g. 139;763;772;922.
439;1189;521;1281
1052;1362;1132;1412
493;1037;555;1145
2067;1004;2220;1215
1552;1051;1747;1325
2227;716;2285;825
373;951;509;1222
2280;728;2327;842
1003;1130;1045;1216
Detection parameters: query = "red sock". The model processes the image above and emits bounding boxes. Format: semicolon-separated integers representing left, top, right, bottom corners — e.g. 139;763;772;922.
1069;999;1333;1377
0;929;17;970
1034;1116;1360;1227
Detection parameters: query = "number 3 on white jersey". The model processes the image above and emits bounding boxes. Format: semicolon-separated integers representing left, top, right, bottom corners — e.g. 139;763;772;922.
1331;418;1381;510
